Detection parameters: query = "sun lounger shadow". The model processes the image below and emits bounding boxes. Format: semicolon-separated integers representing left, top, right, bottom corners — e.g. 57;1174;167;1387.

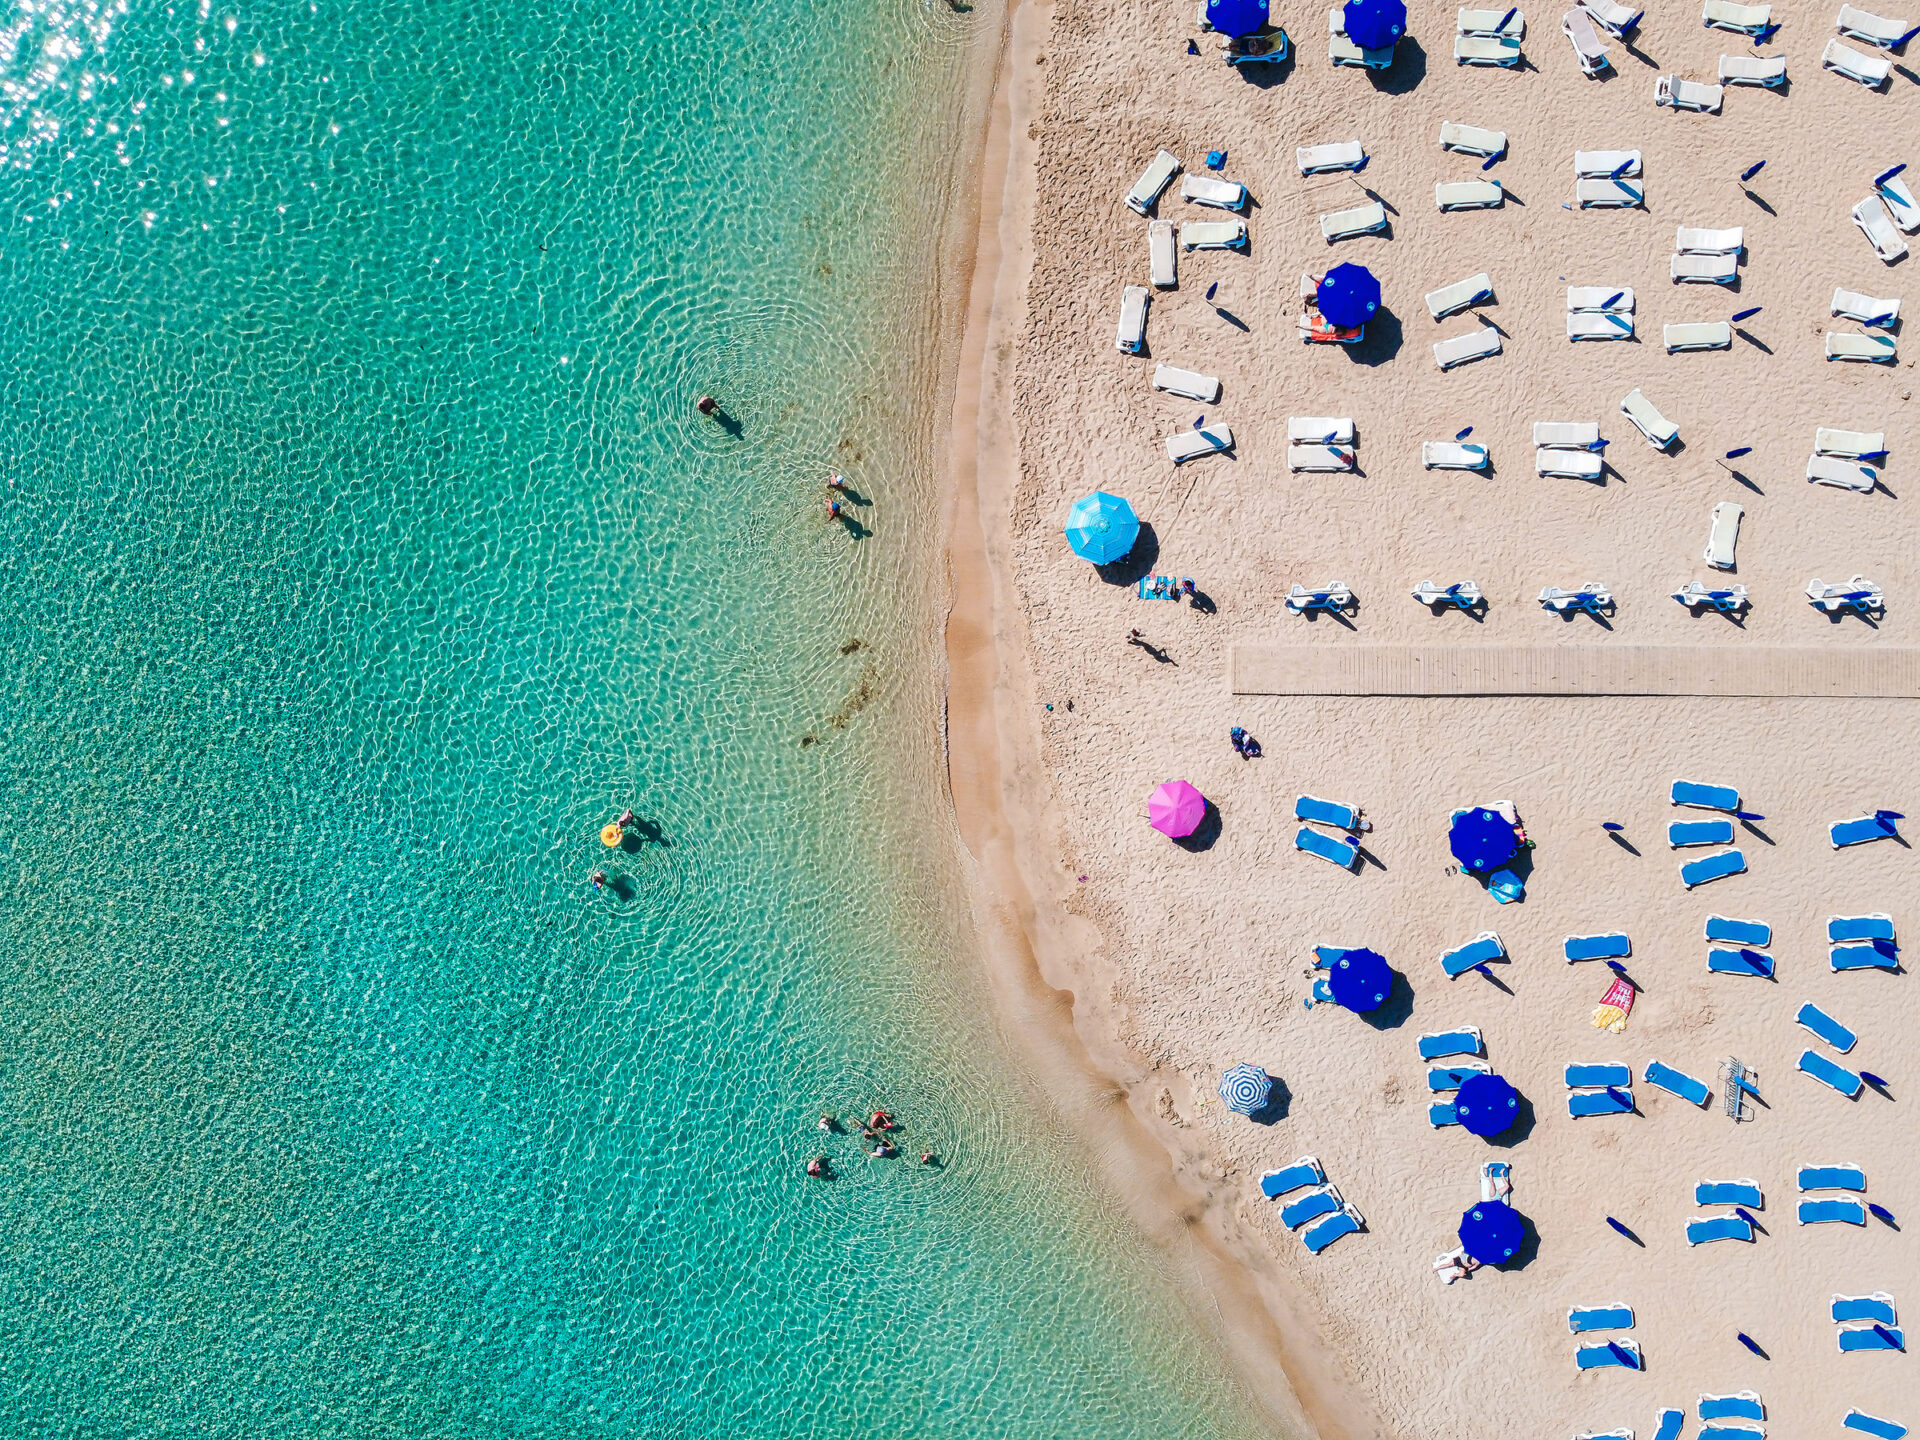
1247;1077;1293;1125
1172;802;1222;853
1094;522;1158;586
1234;48;1296;87
1299;604;1357;629
1368;35;1428;93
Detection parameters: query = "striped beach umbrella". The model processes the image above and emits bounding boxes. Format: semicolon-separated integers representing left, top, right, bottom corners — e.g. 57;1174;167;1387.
1218;1063;1272;1115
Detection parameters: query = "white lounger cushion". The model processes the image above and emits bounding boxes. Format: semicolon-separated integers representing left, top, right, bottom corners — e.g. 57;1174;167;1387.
1816;427;1887;456
1827;331;1899;361
1569;286;1634;311
1289;443;1356;471
1837;4;1913;46
1181;220;1247;250
1703;0;1771;31
1152;364;1221;400
1427;272;1495;318
1564;7;1612;71
1434;327;1503;368
1853;197;1908;261
1880;176;1920;232
1181;174;1247;211
1126;150;1182;215
1705;501;1743;569
1666;321;1733;351
1149;220;1177;288
1677;225;1744;253
1423;442;1490;469
1575;150;1642;176
1577;177;1645;207
1165;424;1234;462
1656;75;1724;110
1297;140;1367;174
1321;202;1388;240
1621;388;1679;447
1807;452;1878;490
1436;180;1505;210
1537;448;1605;478
1534;421;1600;446
1569;311;1635;340
1672;253;1739;283
1455;34;1524;62
1720;53;1787;82
1440;122;1507;156
1289;416;1357;443
1459;6;1527;34
1825;37;1893;83
1116;286;1149;352
1582;0;1643;32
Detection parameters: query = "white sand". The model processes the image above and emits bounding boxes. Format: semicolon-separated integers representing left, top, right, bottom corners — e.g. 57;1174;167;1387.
997;2;1920;1436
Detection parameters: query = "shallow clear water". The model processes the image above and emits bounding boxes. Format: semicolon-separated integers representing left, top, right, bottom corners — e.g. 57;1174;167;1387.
0;1;1276;1434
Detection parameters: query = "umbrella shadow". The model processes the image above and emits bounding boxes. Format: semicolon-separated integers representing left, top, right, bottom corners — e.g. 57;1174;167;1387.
1607;832;1641;855
1740;818;1773;845
1248;1076;1293;1125
1347;306;1403;366
1358;970;1415;1031
1370;36;1427;93
1484;1092;1537;1148
1173;802;1223;853
1095;522;1159;586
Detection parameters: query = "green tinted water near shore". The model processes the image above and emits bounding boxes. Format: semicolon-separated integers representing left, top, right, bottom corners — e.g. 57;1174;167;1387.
0;0;1276;1433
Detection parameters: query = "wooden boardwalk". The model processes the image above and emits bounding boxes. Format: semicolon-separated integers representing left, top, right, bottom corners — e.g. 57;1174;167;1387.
1228;645;1920;698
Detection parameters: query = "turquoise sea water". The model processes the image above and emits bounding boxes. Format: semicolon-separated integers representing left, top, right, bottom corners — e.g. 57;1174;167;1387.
0;1;1276;1434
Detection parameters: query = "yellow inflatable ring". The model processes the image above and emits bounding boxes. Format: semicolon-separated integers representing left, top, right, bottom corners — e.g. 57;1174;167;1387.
600;823;624;847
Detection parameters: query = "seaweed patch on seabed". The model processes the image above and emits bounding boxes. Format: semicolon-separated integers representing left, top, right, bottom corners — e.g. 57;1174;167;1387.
801;660;879;745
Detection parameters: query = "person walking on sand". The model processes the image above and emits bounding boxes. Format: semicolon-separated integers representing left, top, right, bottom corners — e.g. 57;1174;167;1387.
1127;628;1145;646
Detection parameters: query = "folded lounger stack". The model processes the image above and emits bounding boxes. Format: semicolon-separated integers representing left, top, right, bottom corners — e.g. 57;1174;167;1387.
1574;149;1644;209
1455;7;1525;65
1706;912;1773;977
1287;415;1357;472
1672;224;1743;284
1567;1061;1634;1118
1832;1292;1902;1351
1687;1176;1759;1245
1808;426;1886;493
1568;286;1635;341
1534;419;1602;479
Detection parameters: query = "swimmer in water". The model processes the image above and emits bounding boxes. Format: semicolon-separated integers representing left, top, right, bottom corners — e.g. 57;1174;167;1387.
806;1155;830;1178
589;870;606;890
617;809;636;828
817;1114;838;1133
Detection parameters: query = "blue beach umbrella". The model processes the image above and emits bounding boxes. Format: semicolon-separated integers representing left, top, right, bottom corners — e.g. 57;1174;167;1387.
1343;0;1406;49
1063;491;1140;565
1328;947;1392;1012
1450;807;1518;872
1218;1063;1273;1115
1454;1072;1520;1137
1458;1200;1526;1264
1207;0;1269;37
1316;263;1381;328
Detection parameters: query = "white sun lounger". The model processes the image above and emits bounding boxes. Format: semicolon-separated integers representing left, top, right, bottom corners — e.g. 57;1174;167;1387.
1423;442;1491;469
1705;501;1743;569
1321;202;1387;242
1569;311;1636;340
1152;364;1221;401
1434;327;1503;369
1720;53;1787;83
1440;122;1508;156
1666;321;1732;351
1808;574;1884;609
1569;286;1633;310
1838;4;1914;45
1853;197;1907;261
1534;421;1601;446
1289;416;1356;443
1455;34;1524;62
1181;219;1247;251
1577;178;1645;208
1436;180;1505;210
1427;272;1494;318
1816;426;1887;456
1538;448;1605;478
1289;444;1357;472
1126;150;1182;216
1672;253;1740;283
1541;582;1613;609
1879;176;1920;231
1296;140;1367;174
1181;174;1248;212
1165;424;1234;463
1807;453;1879;490
1460;6;1527;33
1831;288;1899;323
1703;0;1772;33
1677;226;1744;253
1656;75;1725;110
1621;388;1678;448
1582;0;1643;33
1116;286;1149;353
1149;220;1177;289
1564;7;1613;71
1825;37;1894;83
1827;331;1899;361
1575;150;1642;177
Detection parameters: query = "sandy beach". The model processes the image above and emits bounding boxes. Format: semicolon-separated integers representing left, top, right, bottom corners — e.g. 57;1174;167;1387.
949;1;1920;1437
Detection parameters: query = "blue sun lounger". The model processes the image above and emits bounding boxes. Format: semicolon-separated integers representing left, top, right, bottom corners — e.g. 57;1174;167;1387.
1576;1338;1642;1370
1706;915;1771;946
1832;943;1898;972
1845;1411;1909;1440
1700;1393;1764;1421
1682;850;1747;888
1687;1214;1754;1245
1567;1304;1635;1332
1577;1432;1635;1440
1834;1293;1898;1326
1301;1205;1361;1254
1708;946;1774;977
1673;779;1740;811
1833;813;1902;848
1839;1323;1904;1352
1296;794;1364;830
1696;1179;1763;1208
1441;931;1506;977
1671;819;1736;847
1830;914;1896;942
1566;1063;1632;1088
1700;1427;1764;1440
1570;1087;1633;1117
1429;1100;1460;1127
1260;1156;1324;1199
1281;1186;1344;1229
1654;1411;1686;1440
1429;1061;1491;1091
1800;1049;1865;1096
1645;1059;1711;1105
1419;1025;1483;1060
1801;1197;1868;1225
1799;1163;1866;1191
1565;932;1630;961
1296;827;1360;868
1797;1003;1858;1052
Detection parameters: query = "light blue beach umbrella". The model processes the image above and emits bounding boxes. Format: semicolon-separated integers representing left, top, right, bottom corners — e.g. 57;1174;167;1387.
1063;491;1140;565
1218;1063;1272;1115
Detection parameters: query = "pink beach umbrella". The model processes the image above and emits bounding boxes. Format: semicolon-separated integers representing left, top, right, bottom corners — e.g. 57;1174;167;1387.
1148;780;1209;838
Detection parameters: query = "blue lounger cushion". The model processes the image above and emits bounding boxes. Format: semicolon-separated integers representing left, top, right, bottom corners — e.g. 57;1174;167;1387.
1566;1304;1634;1332
1428;1100;1459;1127
1705;914;1770;946
1797;1002;1858;1052
1830;914;1896;942
1653;1412;1685;1440
1296;794;1360;829
1301;1206;1361;1254
1578;1432;1635;1440
1259;1157;1324;1198
1839;1323;1904;1352
1799;1163;1866;1191
1428;1062;1491;1091
1801;1197;1868;1225
1800;1049;1864;1096
1569;1088;1632;1117
1834;1293;1898;1326
1833;814;1901;848
1418;1026;1482;1059
1296;827;1360;868
1439;932;1505;977
1671;818;1736;847
1682;850;1747;888
1700;1394;1764;1421
1673;779;1739;810
1832;943;1898;971
1575;1338;1641;1369
1281;1186;1343;1229
1695;1179;1762;1208
1846;1411;1909;1440
1645;1059;1711;1105
1565;1062;1632;1088
1709;946;1775;977
1687;1214;1753;1245
1564;932;1630;961
1700;1428;1762;1440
